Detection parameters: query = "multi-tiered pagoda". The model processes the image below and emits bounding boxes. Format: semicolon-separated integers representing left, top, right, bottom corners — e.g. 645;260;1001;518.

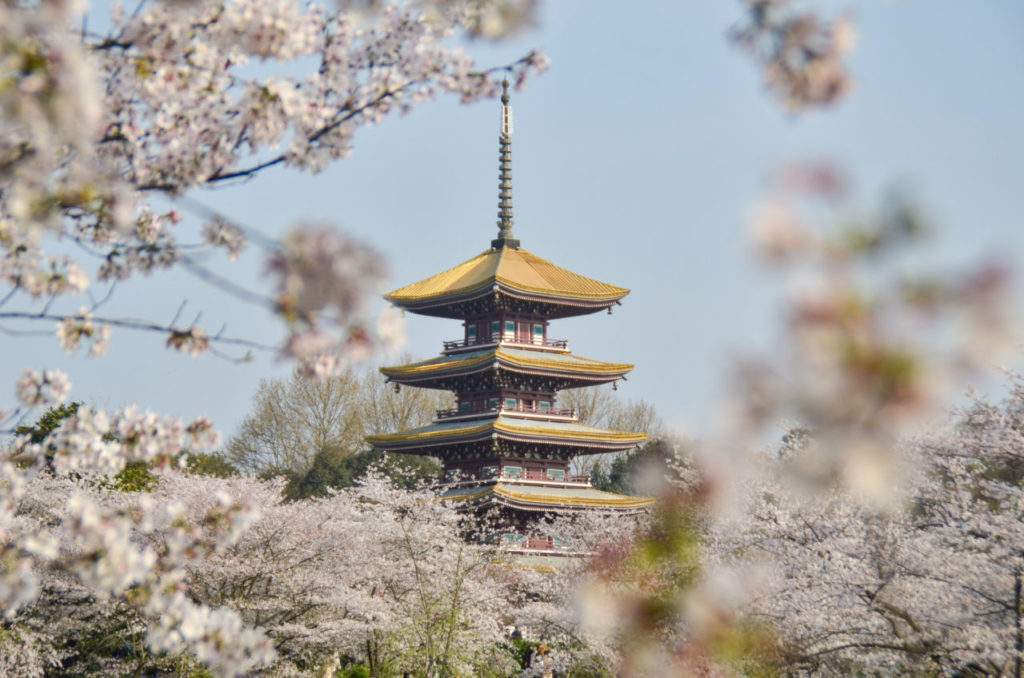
368;82;653;557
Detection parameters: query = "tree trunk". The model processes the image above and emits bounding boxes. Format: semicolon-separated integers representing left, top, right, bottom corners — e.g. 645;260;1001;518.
1016;562;1022;678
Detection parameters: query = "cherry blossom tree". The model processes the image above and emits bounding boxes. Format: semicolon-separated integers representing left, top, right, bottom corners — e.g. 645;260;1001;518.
712;379;1024;676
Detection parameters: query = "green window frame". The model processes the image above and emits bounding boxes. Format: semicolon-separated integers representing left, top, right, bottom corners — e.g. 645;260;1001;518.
487;397;500;410
504;397;517;410
538;401;551;412
504;320;515;336
503;466;522;479
459;401;471;413
490;320;500;339
466;325;477;342
547;468;566;482
533;323;544;342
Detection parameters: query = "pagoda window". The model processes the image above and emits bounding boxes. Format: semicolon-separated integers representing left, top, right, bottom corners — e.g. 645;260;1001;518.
480;465;499;479
533;323;544;344
504;320;515;340
538;401;551;413
466;324;477;344
490;320;500;340
487;397;500;410
504;397;518;410
546;468;566;482
459;401;471;414
503;466;522;479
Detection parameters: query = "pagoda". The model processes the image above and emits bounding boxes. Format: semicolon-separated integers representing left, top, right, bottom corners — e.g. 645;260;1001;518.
368;81;653;557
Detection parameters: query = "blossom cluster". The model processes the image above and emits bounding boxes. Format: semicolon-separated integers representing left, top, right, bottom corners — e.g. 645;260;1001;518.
731;0;856;111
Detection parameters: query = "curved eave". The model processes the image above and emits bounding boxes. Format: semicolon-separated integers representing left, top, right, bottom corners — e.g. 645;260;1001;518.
386;284;627;319
367;419;646;452
381;350;633;387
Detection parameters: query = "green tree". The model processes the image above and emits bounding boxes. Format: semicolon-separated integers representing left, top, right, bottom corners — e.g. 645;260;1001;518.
185;452;239;478
14;401;82;443
590;437;689;496
289;447;441;499
558;385;665;480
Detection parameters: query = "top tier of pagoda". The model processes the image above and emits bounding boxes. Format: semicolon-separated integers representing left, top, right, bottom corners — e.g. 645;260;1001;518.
384;246;629;320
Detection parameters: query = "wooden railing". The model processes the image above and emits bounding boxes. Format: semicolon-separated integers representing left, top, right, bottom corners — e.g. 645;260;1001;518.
444;469;591;486
442;337;569;351
501;469;590;484
435;404;576;420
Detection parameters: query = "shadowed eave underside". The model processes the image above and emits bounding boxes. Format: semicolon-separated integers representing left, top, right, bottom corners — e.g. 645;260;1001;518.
366;416;646;452
380;347;633;384
384;247;629;317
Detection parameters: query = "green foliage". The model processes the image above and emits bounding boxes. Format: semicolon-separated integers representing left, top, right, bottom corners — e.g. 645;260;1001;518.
110;461;157;493
185;452;239;478
336;662;370;678
14;401;81;443
506;636;538;668
564;658;615;678
590;438;683;495
12;402;82;468
287;447;441;499
707;619;784;678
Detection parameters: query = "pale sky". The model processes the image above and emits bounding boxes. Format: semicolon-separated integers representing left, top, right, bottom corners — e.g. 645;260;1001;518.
5;0;1024;442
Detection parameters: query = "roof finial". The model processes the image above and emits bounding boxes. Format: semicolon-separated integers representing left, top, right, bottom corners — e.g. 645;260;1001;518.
492;77;520;250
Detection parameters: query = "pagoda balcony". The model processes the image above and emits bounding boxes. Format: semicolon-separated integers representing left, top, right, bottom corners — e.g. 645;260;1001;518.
443;468;592;488
441;337;569;354
503;469;591;484
434;404;577;422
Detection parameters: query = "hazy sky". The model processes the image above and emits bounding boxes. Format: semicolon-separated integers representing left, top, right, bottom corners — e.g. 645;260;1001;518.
5;0;1023;441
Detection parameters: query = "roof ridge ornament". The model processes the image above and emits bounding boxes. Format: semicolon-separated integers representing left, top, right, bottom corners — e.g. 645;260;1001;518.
492;77;520;250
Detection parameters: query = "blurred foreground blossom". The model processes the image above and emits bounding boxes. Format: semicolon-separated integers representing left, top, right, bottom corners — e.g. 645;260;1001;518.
56;309;111;356
734;163;1017;501
732;1;856;111
269;223;405;377
15;369;71;408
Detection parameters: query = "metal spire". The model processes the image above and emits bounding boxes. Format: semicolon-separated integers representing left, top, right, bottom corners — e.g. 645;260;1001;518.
492;78;520;250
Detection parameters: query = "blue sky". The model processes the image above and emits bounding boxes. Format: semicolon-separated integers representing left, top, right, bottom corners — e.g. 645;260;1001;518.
5;0;1023;440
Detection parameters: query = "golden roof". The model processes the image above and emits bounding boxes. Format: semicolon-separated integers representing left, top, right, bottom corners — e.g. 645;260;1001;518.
384;247;629;307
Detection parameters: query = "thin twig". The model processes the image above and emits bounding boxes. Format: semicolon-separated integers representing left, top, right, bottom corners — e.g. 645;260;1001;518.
0;311;277;351
178;256;275;309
